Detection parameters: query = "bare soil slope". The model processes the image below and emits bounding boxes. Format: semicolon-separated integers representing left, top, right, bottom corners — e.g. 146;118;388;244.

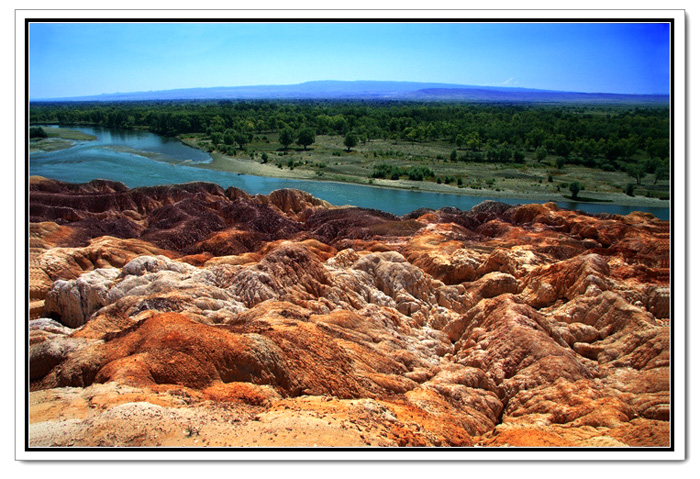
28;177;671;448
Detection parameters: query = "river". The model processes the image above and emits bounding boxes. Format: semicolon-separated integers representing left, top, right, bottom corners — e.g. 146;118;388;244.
29;125;670;220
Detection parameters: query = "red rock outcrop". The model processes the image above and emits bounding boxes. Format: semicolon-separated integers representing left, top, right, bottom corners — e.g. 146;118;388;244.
27;178;672;449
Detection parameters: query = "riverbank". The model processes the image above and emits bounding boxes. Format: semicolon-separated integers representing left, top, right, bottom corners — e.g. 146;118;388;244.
181;138;670;209
29;127;96;153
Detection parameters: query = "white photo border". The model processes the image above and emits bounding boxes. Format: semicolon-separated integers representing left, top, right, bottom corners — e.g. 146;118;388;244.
15;8;686;461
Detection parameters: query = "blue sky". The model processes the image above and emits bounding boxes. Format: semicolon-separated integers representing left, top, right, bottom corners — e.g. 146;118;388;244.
29;21;670;99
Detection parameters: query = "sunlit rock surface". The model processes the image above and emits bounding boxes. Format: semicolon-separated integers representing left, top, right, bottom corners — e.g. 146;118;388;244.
28;178;671;448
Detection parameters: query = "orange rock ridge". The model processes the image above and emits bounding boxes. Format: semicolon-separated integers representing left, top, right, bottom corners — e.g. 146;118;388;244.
28;178;671;449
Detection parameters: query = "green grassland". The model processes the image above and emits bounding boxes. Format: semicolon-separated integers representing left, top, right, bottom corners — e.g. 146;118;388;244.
45;127;97;141
181;131;670;205
29;126;96;153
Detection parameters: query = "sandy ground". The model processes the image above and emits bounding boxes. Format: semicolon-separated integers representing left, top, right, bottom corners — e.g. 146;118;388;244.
29;138;77;153
203;151;317;180
29;383;418;447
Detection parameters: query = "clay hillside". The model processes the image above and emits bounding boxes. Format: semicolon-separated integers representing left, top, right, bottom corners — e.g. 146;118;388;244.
28;177;671;448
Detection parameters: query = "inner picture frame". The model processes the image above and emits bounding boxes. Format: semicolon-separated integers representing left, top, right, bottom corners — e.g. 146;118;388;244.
16;9;686;461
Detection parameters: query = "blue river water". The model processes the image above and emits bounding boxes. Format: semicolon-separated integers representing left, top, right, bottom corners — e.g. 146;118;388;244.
29;125;670;220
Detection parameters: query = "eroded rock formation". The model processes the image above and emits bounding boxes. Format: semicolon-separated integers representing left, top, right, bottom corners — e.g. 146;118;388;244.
28;178;671;448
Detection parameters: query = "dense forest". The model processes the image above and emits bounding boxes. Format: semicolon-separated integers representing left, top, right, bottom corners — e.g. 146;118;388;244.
30;100;670;182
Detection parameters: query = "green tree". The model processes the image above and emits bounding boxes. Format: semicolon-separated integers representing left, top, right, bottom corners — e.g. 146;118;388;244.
643;157;661;174
569;181;580;199
554;137;572;158
296;127;316;150
344;132;358;152
403;127;418;144
333;116;349;136
653;158;669;185
210;132;223;147
535;147;547;163
223;129;236;146
604;141;625;162
234;131;251;150
627;164;646;185
578;140;597;164
465;132;481;151
646;138;670;160
526;128;546;150
556;157;566;169
30;127;47;139
208;115;226;133
407;166;434;181
279;127;295;150
455;134;466;150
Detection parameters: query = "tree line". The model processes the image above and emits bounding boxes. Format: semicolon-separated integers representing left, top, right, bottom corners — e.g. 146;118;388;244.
30;99;670;177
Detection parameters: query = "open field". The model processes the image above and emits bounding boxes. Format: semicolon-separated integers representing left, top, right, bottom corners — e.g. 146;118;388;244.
29;127;96;153
46;127;97;141
182;133;670;208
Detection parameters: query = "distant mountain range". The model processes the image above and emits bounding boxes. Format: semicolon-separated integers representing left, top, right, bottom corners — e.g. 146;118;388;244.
36;80;669;104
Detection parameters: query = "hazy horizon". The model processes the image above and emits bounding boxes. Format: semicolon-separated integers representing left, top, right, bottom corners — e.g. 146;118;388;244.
29;21;671;100
32;79;672;102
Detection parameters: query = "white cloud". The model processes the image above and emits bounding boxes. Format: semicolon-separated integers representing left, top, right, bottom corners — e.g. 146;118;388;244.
480;78;520;88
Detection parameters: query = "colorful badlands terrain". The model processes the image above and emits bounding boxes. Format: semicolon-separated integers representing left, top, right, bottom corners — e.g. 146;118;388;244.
28;177;670;448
